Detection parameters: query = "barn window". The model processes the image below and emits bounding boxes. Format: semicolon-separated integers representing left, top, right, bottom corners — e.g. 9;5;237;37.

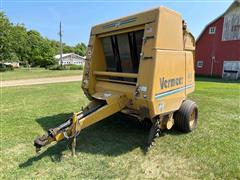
209;27;216;34
197;61;203;68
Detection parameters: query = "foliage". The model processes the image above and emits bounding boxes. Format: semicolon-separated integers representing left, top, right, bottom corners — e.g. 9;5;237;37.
48;64;83;70
50;41;87;57
0;63;14;72
48;64;67;70
0;12;12;61
19;61;29;68
0;11;87;67
65;64;83;70
74;43;87;56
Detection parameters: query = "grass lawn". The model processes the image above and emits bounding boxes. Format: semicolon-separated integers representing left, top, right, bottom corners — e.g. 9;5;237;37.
1;68;82;81
1;78;239;179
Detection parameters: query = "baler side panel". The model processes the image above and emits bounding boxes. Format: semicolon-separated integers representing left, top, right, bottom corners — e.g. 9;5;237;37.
135;22;156;102
151;50;187;116
185;51;195;95
82;35;107;96
156;7;183;51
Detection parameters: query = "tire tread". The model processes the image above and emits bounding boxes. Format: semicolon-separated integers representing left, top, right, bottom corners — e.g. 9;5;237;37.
174;100;198;132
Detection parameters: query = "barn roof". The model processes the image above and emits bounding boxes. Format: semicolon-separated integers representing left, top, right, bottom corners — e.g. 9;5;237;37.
197;0;240;42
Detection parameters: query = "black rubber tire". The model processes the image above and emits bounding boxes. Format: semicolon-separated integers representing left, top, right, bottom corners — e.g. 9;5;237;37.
174;100;198;133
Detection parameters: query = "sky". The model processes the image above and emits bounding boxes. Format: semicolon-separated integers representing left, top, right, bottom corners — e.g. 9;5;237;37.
0;0;234;46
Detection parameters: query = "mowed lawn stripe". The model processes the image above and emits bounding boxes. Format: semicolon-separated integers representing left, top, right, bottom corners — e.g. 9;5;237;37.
1;68;82;81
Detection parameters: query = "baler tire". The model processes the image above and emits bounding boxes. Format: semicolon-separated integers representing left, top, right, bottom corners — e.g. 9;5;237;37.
174;100;198;133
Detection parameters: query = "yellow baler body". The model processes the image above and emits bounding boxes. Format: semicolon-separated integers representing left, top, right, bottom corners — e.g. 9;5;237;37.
33;6;196;154
82;7;195;119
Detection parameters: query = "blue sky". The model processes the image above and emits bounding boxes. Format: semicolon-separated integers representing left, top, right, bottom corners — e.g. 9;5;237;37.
1;0;233;46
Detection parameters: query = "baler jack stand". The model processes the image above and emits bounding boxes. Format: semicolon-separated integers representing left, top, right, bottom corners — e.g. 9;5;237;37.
34;92;128;155
69;137;76;157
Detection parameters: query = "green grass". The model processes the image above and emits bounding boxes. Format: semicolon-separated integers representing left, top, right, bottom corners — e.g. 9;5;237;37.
0;68;82;81
1;78;240;179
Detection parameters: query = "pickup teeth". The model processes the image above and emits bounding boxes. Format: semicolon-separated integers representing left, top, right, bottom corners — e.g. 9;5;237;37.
146;117;161;151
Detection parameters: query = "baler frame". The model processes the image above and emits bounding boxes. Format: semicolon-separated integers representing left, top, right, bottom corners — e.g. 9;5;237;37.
34;6;198;155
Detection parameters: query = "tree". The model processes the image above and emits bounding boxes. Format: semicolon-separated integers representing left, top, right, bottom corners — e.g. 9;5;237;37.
49;40;60;55
27;30;55;67
0;12;12;61
63;45;74;54
10;24;28;62
0;11;87;67
74;43;87;56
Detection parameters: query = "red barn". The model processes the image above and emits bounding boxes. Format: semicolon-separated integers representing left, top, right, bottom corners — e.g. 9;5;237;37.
196;0;240;79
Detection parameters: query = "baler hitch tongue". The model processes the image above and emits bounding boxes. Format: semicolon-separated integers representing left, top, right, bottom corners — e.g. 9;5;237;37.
34;112;81;154
34;93;128;155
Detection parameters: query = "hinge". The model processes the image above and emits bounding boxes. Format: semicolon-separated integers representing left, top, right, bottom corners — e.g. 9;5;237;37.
143;36;154;43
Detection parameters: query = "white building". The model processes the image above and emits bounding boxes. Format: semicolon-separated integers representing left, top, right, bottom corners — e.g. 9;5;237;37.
55;53;85;65
4;62;20;68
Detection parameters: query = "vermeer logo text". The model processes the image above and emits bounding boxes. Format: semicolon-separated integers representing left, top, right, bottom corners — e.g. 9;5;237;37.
160;77;184;89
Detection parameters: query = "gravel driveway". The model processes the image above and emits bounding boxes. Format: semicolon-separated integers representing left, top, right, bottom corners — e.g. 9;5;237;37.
1;75;82;87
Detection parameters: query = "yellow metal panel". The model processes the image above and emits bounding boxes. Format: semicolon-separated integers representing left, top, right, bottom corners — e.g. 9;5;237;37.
184;31;196;51
91;8;158;35
80;93;128;129
95;81;135;99
185;51;195;94
142;22;156;58
136;22;157;102
94;71;138;78
151;50;189;115
83;36;107;95
97;25;145;38
96;78;136;85
156;7;183;50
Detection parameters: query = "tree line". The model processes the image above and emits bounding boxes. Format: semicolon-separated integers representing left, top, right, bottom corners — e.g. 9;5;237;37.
0;12;87;67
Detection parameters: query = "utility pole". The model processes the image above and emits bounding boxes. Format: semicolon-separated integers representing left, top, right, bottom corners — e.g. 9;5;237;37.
59;21;63;67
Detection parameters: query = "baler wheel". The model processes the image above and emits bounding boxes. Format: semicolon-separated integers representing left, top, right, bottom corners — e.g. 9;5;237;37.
174;100;198;133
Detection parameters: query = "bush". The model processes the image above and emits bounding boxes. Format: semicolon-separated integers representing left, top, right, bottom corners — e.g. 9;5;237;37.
19;61;28;67
0;63;6;72
0;63;14;72
6;64;14;71
48;64;83;70
48;65;66;70
66;64;83;70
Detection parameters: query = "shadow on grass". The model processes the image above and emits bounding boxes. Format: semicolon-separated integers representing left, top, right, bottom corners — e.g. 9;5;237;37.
19;113;148;168
196;77;240;84
19;140;68;168
19;113;183;168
